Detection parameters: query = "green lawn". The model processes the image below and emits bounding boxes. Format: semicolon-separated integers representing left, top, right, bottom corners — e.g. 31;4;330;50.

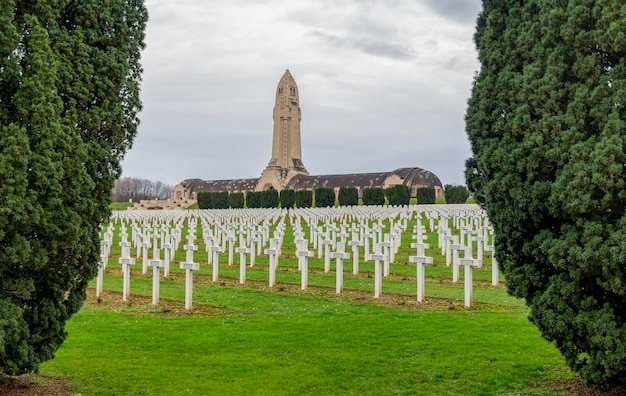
42;283;572;395
39;214;579;395
110;201;134;210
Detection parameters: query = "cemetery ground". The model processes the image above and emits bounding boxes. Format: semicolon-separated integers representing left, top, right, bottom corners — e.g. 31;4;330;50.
3;208;623;395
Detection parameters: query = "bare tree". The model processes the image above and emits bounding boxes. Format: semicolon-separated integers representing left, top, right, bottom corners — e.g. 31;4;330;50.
111;177;173;202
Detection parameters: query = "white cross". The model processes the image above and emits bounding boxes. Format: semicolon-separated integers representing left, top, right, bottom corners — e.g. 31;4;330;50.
331;251;350;294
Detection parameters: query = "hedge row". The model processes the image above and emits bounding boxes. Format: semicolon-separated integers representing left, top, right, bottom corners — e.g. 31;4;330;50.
197;185;469;208
197;191;229;209
444;184;470;204
338;187;358;206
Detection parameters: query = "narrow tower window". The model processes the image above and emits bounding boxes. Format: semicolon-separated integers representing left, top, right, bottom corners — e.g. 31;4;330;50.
278;88;283;94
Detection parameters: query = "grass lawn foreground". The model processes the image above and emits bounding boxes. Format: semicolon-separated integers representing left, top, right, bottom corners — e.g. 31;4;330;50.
36;211;590;395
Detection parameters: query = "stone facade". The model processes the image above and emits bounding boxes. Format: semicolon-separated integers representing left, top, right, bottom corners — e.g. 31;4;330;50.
257;70;309;191
170;70;444;205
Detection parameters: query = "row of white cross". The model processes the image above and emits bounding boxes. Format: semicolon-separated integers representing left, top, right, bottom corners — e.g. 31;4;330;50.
99;205;497;309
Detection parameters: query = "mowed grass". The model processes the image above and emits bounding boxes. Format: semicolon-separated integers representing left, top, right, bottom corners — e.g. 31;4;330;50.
42;285;570;395
110;201;134;210
40;216;576;395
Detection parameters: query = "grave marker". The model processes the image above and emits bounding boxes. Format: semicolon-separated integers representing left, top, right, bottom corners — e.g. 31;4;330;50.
297;248;314;290
236;246;249;284
331;251;350;294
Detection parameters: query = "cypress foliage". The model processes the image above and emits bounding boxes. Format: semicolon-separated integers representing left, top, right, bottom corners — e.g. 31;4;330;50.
385;185;411;206
362;188;385;206
229;192;245;209
246;191;261;209
213;192;229;209
416;187;435;204
0;0;147;374
279;189;295;208
295;190;313;208
466;1;626;388
315;188;335;207
197;192;210;209
261;190;279;208
444;185;470;204
337;187;358;206
196;192;227;209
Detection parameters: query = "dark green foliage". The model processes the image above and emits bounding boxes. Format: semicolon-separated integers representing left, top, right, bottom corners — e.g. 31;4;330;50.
279;189;295;208
385;185;411;206
229;192;245;209
215;192;228;209
337;187;359;206
314;188;335;207
362;188;385;206
0;0;146;375
295;190;313;208
196;192;228;209
416;187;435;204
213;192;229;209
197;192;210;209
246;191;261;209
466;1;626;388
260;190;279;208
444;185;470;204
246;190;278;208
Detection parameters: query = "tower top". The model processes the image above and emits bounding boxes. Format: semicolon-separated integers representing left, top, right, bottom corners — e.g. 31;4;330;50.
258;69;308;190
276;70;298;100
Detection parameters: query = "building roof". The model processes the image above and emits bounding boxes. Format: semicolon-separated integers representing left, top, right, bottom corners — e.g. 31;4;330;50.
180;178;259;193
284;167;442;191
285;172;389;190
389;167;443;188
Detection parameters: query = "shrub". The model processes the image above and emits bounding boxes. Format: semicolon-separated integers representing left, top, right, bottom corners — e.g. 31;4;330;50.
337;187;358;206
279;189;295;208
444;185;470;204
246;191;261;208
197;192;228;209
229;192;245;209
260;190;279;208
416;187;435;204
295;190;313;208
197;192;210;209
214;191;229;209
362;187;385;205
315;187;335;207
385;185;410;206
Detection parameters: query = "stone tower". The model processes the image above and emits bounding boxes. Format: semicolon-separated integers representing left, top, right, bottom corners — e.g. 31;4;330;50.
257;70;309;190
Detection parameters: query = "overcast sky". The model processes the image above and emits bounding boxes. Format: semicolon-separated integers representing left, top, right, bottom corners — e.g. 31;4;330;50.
120;0;483;187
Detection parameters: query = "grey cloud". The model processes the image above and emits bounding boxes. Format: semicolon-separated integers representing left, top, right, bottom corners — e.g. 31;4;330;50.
309;30;414;60
423;0;482;25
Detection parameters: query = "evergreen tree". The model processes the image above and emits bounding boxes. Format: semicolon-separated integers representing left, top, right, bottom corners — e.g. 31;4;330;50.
416;187;435;204
0;0;147;375
279;189;295;208
444;185;470;204
229;192;245;209
261;190;279;208
295;190;313;208
385;185;410;206
314;188;335;207
466;1;626;388
214;192;229;209
362;188;385;206
197;192;211;209
337;187;358;206
246;191;261;209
